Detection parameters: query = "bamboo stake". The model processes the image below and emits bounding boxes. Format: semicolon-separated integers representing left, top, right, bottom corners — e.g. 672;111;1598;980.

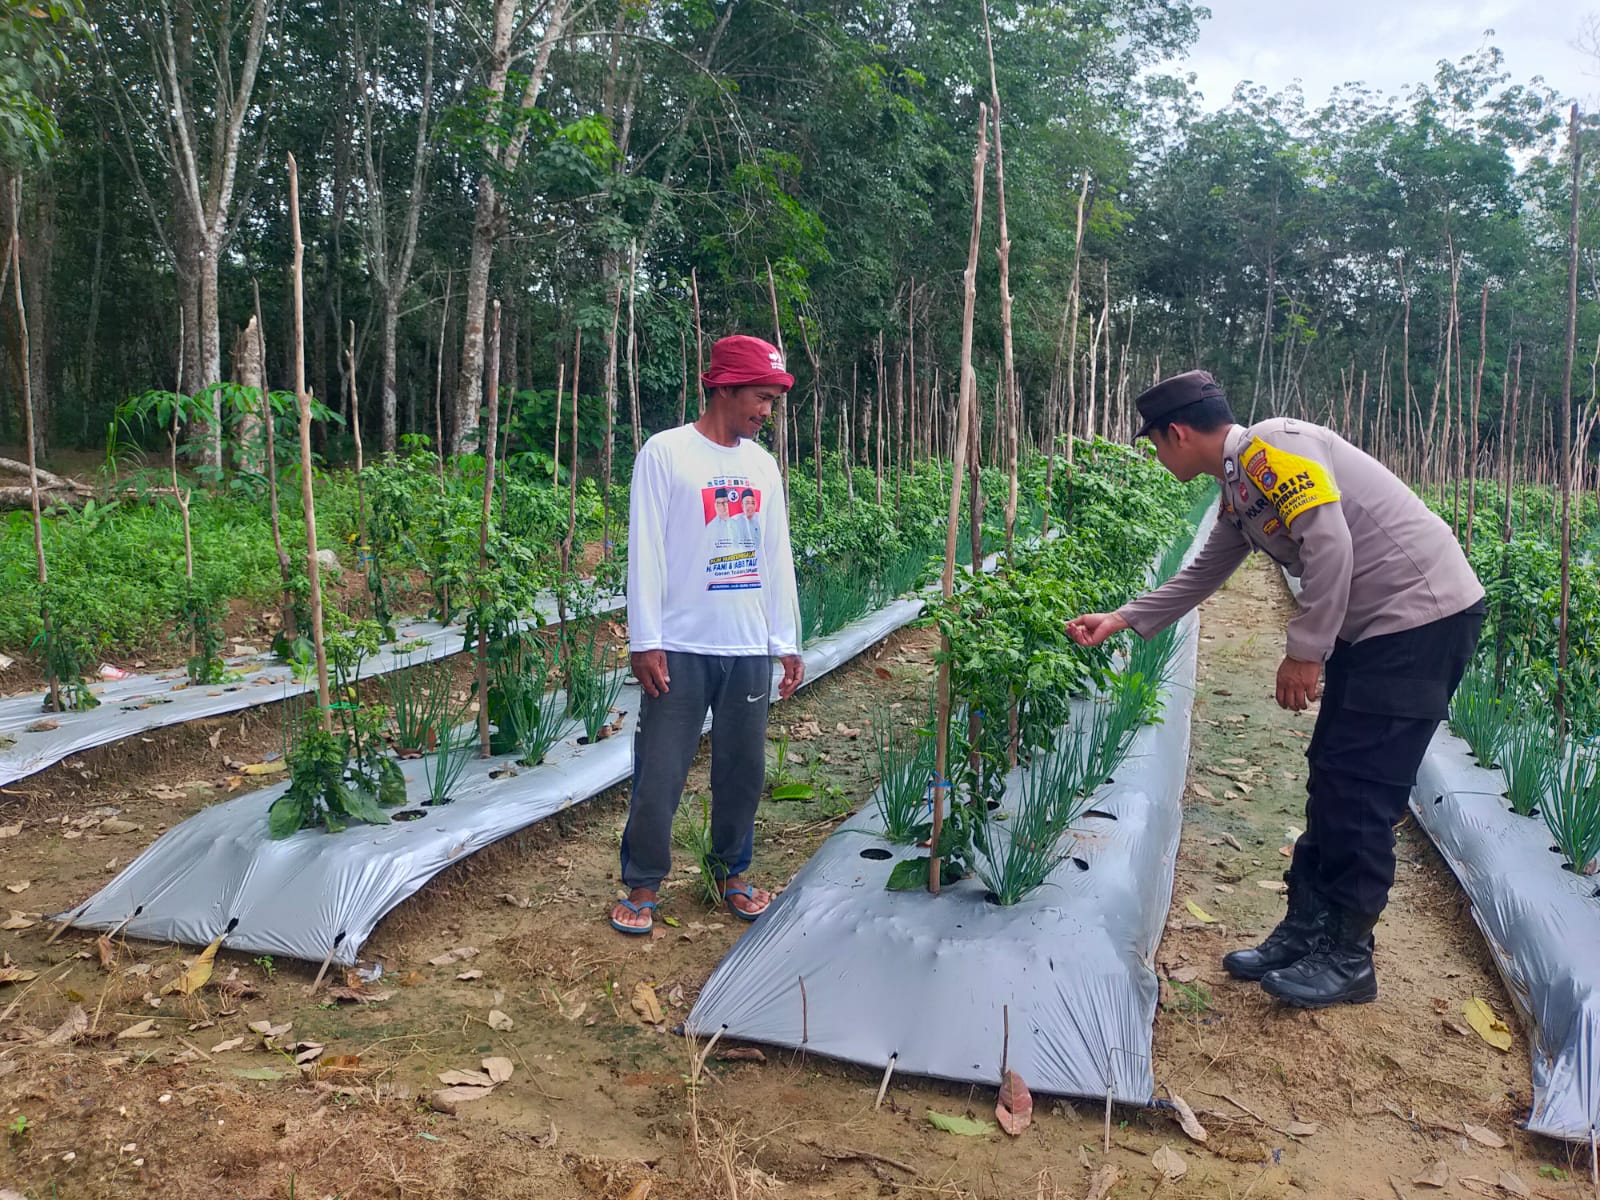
558;329;582;637
602;278;622;560
1064;174;1089;464
9;178;55;712
627;240;641;453
678;326;688;426
932;104;988;895
253;281;294;638
477;301;502;756
346;321;368;552
983;7;1019;557
552;359;566;481
765;260;791;497
433;271;452;619
690;268;706;416
1467;284;1487;555
288;153;331;722
1555;104;1581;735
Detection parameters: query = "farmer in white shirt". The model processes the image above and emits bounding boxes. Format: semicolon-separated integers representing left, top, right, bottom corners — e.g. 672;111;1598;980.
612;335;804;934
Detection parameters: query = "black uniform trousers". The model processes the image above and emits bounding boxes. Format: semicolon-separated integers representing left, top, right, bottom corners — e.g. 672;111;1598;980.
1288;600;1485;917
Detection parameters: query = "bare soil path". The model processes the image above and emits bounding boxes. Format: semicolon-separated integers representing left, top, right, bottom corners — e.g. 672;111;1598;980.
0;557;1589;1200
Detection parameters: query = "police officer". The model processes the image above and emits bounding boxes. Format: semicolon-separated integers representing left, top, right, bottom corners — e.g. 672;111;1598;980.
1067;371;1485;1009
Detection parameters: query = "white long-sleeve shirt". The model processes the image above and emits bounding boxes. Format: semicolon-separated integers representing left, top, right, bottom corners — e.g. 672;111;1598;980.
627;424;802;657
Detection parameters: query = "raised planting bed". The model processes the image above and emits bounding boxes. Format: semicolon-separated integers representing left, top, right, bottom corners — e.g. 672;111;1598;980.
56;595;928;966
1411;731;1600;1143
0;590;624;788
684;511;1212;1104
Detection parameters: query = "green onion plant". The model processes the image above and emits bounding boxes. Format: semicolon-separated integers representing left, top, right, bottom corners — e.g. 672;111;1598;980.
1448;661;1506;766
1500;721;1558;817
1546;744;1600;873
871;706;934;843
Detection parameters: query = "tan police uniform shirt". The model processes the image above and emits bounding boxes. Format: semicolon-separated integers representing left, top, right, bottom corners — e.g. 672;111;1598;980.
1117;418;1484;662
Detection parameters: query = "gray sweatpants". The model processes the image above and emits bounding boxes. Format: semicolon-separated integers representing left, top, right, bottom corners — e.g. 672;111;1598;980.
619;651;772;892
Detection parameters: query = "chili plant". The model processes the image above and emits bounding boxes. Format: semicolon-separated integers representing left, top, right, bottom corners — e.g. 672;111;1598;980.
176;581;228;685
31;617;98;712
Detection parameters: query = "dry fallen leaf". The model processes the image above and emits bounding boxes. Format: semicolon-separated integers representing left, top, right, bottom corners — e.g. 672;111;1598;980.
210;1037;245;1053
42;1005;88;1045
482;1056;514;1084
0;966;39;984
1166;1089;1208;1143
995;1070;1033;1136
1461;998;1513;1052
631;982;664;1025
1277;1120;1319;1137
2;912;37;931
98;818;140;835
240;760;285;776
1184;899;1217;924
117;1018;161;1040
1411;1161;1449;1188
3;882;29;894
430;1084;495;1114
716;1047;765;1063
1083;1164;1121;1200
1152;1145;1187;1181
1257;879;1289;893
1497;1170;1530;1198
1169;966;1201;984
487;1009;514;1031
620;1181;652;1200
162;933;223;996
1220;831;1243;850
429;946;479;967
436;1067;492;1087
1462;1123;1506;1149
0;823;21;838
456;969;483;981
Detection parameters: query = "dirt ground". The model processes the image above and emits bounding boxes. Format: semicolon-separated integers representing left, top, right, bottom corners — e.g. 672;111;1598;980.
1;556;1594;1200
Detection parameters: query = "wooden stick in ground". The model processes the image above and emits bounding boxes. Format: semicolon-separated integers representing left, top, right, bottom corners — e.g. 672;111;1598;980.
1063;173;1090;464
691;267;706;416
9;179;55;712
288;153;331;721
346;321;368;552
874;1053;898;1111
797;313;824;518
627;240;641;453
765;260;791;496
602;278;622;561
433;271;453;619
253;281;295;637
982;5;1020;557
476;301;502;756
932;103;989;894
1555;103;1582;734
1467;283;1487;555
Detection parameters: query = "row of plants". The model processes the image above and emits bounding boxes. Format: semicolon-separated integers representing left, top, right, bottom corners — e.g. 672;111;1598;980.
1436;481;1600;875
861;441;1207;902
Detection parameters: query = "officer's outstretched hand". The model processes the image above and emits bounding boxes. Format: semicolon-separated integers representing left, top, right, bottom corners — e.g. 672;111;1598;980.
1275;656;1322;711
1066;612;1130;648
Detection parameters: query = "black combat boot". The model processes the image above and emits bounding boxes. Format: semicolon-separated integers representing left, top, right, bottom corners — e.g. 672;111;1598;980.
1259;905;1380;1008
1221;871;1326;981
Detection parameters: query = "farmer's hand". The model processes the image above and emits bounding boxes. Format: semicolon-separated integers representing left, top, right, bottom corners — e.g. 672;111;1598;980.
631;650;670;698
1275;656;1322;711
777;654;805;701
1066;611;1130;648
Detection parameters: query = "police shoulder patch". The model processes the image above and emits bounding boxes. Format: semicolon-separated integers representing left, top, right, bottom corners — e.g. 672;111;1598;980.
1240;436;1339;527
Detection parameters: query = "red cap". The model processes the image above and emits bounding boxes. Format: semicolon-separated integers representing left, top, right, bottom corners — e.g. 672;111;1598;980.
701;335;794;391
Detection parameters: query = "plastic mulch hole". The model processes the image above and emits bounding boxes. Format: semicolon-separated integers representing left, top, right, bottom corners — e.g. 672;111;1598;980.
859;848;893;861
1434;794;1445;804
422;796;454;808
392;809;427;822
1550;845;1562;854
1072;857;1090;871
986;799;1002;811
1082;809;1118;821
1104;777;1115;786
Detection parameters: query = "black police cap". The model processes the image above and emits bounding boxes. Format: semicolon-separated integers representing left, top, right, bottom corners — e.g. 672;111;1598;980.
1132;370;1226;441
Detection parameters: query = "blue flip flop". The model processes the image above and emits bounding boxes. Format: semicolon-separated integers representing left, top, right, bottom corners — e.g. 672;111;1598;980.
722;884;769;923
610;897;658;935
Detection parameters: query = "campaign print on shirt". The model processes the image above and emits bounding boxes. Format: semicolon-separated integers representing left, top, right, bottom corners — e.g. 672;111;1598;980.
700;479;763;590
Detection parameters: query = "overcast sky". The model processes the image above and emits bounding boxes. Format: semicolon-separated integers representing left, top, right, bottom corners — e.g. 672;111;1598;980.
1169;1;1598;113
